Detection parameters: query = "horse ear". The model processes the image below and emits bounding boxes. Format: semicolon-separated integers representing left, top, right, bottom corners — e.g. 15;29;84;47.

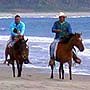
25;39;28;43
80;32;82;35
75;32;76;35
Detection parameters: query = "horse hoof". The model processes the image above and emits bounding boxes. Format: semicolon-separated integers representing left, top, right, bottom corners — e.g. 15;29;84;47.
17;75;21;77
59;77;61;79
13;75;15;77
50;76;53;79
17;76;21;77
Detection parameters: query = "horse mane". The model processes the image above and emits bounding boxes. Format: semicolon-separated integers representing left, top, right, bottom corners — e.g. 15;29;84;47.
60;33;74;44
14;39;25;52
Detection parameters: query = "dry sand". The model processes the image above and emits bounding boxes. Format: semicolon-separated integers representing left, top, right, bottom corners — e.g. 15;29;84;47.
0;64;89;90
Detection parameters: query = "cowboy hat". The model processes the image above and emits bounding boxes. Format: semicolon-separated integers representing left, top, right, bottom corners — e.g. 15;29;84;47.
58;12;66;17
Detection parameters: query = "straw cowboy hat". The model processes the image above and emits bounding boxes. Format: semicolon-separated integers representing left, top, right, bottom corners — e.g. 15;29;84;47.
58;12;67;17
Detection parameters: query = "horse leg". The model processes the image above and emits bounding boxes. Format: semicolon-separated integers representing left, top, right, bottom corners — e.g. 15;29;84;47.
62;64;64;79
19;63;23;77
68;61;72;80
59;63;62;79
12;61;15;77
16;61;20;77
4;47;8;64
59;63;64;79
17;62;23;77
50;65;54;79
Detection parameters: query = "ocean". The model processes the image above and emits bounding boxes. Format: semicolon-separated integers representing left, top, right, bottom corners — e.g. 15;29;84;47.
0;16;90;75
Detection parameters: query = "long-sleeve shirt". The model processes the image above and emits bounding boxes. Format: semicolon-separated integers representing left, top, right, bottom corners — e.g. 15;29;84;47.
52;20;72;39
10;21;25;37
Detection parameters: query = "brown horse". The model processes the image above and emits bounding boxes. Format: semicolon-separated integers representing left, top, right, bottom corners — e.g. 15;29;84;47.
49;33;84;80
5;37;29;77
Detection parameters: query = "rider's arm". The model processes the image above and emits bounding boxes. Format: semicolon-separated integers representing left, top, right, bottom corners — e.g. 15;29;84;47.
20;22;25;35
52;22;62;33
67;23;72;34
52;29;62;33
10;23;18;36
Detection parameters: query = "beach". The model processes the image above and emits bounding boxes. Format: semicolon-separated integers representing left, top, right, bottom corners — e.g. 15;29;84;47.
0;64;89;90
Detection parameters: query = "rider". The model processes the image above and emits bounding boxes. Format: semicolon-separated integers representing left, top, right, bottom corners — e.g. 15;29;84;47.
49;12;81;65
4;15;30;64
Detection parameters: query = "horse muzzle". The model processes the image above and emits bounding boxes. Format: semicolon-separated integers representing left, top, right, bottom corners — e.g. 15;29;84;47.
22;52;28;60
79;47;84;52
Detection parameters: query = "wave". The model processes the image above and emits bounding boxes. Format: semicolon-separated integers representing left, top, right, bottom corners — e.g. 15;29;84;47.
68;15;90;18
0;35;89;42
0;35;90;57
23;64;90;76
0;35;89;44
0;16;13;19
0;35;89;57
0;35;90;76
0;36;86;42
0;35;54;43
0;14;90;19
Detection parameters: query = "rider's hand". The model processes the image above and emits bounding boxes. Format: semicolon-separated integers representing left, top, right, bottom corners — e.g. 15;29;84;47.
57;29;62;32
53;29;62;33
14;37;19;42
19;35;23;39
17;31;20;35
55;29;62;33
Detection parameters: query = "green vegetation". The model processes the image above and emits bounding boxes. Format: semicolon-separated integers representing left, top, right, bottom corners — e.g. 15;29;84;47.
0;0;90;12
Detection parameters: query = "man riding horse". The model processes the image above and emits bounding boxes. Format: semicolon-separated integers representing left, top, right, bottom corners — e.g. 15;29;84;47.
49;12;81;65
4;15;30;64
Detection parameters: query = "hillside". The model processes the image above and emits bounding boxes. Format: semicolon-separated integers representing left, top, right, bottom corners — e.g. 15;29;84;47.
0;0;90;12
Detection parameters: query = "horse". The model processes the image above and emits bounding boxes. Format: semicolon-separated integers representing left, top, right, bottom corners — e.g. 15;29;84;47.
5;36;29;77
49;33;84;80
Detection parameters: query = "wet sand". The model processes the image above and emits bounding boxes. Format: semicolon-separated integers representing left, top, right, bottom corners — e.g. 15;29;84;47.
0;64;89;90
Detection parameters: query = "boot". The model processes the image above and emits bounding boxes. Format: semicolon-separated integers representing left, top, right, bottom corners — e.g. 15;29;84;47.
24;59;32;64
49;58;55;66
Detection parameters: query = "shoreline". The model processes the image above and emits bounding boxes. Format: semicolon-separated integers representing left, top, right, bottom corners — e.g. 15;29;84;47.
0;60;90;76
0;12;90;18
0;64;90;90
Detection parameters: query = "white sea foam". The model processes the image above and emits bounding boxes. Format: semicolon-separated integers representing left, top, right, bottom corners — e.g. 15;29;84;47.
0;35;90;75
0;35;54;43
23;64;90;76
0;35;89;43
0;16;13;19
23;64;49;69
0;14;90;19
68;15;90;18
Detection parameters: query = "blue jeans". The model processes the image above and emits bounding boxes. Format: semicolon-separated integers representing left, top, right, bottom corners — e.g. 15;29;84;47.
50;39;59;59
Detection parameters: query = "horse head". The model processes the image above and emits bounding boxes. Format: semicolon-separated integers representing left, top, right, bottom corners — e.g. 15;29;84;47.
71;33;84;52
61;34;74;44
14;38;29;60
20;39;29;60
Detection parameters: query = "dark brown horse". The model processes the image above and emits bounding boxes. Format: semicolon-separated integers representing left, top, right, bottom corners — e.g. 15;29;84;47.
5;36;29;77
49;33;84;80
